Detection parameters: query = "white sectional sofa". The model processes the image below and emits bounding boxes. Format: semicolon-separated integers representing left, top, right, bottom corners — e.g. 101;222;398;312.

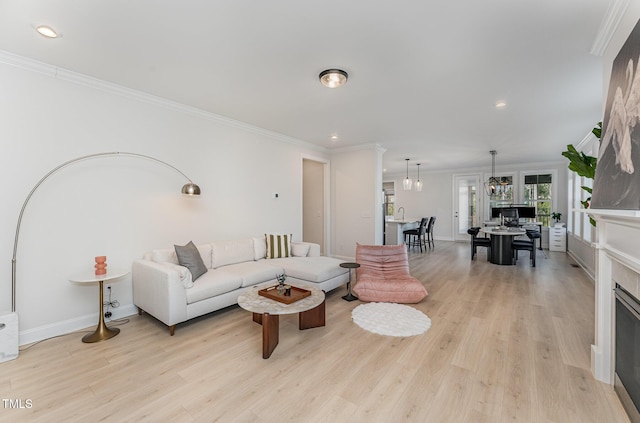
132;237;349;335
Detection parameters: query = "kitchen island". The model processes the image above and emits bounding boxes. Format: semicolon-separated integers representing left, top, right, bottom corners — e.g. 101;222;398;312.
384;218;419;245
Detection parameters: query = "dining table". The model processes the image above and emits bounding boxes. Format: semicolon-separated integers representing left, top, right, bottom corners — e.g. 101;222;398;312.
480;227;527;265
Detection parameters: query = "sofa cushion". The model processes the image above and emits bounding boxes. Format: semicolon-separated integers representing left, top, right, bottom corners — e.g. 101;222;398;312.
353;275;427;304
267;257;347;283
221;261;284;287
355;243;411;278
253;237;267;261
175;241;208;281
291;243;310;257
152;244;212;269
151;248;179;265
265;234;291;259
185;269;243;304
211;238;255;269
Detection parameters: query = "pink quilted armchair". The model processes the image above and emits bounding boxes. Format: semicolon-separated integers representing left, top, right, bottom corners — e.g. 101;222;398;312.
352;244;428;303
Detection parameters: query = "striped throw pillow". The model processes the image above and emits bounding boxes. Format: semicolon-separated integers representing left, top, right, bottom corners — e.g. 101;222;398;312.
265;234;291;259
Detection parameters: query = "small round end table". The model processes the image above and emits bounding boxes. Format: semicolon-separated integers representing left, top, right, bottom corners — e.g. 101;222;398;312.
340;262;360;302
69;269;128;343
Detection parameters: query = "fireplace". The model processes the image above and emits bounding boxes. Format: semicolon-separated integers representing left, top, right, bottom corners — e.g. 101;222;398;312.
615;284;640;423
585;209;640;423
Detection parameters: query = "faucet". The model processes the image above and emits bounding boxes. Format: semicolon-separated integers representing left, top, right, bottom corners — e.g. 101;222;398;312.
397;207;405;221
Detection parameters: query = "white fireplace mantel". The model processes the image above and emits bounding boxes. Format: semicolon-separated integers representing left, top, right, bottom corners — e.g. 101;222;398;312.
585;208;640;384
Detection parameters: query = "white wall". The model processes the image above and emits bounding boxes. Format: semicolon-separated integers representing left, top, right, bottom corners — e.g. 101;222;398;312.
0;54;332;343
330;145;384;259
391;171;453;241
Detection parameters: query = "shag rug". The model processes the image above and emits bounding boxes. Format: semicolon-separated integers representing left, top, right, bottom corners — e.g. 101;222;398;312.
351;302;432;337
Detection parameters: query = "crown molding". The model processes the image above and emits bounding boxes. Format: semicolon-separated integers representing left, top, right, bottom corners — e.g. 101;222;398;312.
576;130;598;151
590;0;630;56
330;143;386;154
0;50;327;153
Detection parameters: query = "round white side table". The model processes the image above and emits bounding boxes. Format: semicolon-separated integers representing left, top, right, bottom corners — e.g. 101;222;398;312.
69;269;128;343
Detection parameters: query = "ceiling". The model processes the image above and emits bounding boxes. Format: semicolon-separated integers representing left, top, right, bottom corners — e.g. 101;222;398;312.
0;0;610;174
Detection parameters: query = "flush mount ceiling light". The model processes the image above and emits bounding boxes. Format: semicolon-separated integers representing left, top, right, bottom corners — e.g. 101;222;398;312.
319;69;348;88
495;101;507;109
36;25;58;38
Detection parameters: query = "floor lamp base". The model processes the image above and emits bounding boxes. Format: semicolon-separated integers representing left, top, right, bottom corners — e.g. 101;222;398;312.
0;312;19;363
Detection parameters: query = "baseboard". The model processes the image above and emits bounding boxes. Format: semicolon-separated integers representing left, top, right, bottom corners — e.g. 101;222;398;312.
18;304;138;346
567;251;596;281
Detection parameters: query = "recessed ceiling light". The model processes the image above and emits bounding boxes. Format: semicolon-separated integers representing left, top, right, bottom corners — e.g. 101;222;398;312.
36;25;58;38
330;135;338;140
495;101;507;109
319;69;348;88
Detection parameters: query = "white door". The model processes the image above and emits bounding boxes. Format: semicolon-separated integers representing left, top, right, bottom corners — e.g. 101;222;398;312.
453;174;481;242
303;158;328;254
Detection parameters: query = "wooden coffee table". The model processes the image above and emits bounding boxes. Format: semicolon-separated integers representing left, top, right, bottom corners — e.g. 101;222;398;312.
237;282;325;359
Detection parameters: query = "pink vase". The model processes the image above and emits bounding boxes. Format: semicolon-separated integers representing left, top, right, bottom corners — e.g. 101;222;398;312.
95;256;107;276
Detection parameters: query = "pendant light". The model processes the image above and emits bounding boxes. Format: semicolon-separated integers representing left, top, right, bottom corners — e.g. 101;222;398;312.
403;159;412;190
414;163;423;192
484;150;500;196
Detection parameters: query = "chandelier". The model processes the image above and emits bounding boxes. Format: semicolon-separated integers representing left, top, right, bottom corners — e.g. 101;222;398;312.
484;150;503;196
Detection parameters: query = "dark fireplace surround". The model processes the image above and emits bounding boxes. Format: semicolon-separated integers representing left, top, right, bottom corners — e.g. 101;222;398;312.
614;284;640;422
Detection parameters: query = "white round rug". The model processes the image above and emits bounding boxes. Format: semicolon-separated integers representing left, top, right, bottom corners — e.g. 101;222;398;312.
351;302;432;337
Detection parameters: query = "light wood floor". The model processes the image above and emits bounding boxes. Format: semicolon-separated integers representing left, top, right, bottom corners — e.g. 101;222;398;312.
1;242;630;422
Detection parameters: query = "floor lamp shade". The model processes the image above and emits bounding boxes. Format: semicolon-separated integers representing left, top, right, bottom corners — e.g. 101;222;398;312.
8;152;201;361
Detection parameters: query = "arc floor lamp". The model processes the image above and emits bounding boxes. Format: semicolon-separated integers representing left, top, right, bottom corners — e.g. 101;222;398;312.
0;151;201;363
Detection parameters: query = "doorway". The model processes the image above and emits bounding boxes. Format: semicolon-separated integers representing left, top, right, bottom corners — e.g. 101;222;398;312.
302;158;329;255
453;174;481;242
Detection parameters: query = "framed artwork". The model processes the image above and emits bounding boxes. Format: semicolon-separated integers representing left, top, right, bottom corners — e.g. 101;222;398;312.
591;18;640;209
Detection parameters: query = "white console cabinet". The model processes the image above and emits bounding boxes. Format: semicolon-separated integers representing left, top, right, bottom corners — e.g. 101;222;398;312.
549;226;567;252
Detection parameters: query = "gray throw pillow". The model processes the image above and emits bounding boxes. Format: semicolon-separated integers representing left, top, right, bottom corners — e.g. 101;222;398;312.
174;241;207;281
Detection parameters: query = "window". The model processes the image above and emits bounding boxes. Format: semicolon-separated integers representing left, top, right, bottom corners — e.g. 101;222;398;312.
581;175;592;242
383;182;395;217
524;174;552;226
488;175;514;213
567;136;598;244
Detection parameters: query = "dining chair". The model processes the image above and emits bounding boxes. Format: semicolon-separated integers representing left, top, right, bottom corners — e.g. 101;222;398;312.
467;227;491;261
512;229;540;267
426;216;436;249
502;208;519;227
403;217;428;252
